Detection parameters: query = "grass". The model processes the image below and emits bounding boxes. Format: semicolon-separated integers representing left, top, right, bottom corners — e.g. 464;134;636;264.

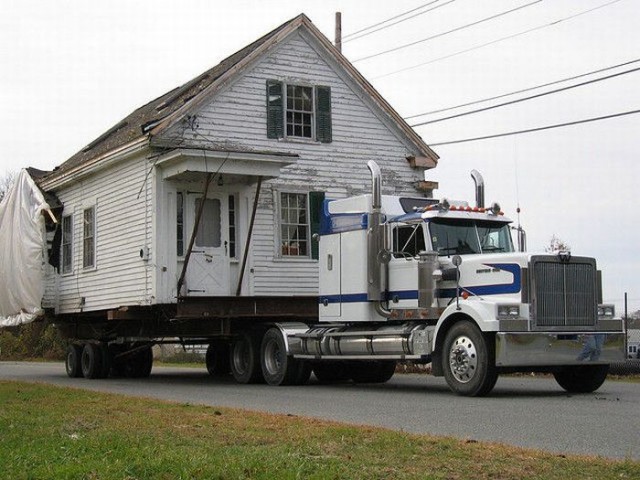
0;381;638;479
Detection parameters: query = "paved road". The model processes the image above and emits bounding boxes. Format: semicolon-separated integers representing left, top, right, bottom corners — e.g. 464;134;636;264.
1;361;638;460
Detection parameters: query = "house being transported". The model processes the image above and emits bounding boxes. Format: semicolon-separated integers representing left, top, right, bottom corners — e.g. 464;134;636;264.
0;14;437;353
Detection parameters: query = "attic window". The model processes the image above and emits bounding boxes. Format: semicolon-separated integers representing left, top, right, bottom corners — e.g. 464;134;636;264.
266;80;332;143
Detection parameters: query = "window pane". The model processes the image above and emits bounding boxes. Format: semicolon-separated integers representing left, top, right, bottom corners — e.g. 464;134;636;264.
195;198;221;248
83;207;95;268
280;192;309;257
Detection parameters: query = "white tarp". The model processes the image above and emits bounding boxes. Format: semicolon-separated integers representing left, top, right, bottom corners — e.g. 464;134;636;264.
0;170;51;327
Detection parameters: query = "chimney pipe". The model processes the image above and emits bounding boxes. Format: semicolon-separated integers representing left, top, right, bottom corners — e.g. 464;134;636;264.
335;12;342;53
470;170;484;208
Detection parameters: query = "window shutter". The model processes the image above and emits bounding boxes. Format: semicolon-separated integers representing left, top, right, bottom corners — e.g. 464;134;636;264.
266;80;284;139
309;191;325;260
315;86;332;143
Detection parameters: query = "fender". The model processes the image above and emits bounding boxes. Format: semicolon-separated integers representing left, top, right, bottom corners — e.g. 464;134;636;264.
432;300;500;351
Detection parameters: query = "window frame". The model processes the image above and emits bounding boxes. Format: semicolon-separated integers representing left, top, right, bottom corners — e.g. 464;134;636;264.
277;190;311;259
82;206;96;270
266;80;332;143
61;214;73;275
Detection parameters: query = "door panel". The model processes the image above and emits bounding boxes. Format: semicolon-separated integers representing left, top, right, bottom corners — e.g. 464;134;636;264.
186;193;230;296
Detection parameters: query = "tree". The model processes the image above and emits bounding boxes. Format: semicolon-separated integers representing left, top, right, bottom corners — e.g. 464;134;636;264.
0;170;16;203
545;234;570;253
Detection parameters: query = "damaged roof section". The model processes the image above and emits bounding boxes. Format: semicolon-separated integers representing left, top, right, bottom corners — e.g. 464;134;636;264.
40;13;438;185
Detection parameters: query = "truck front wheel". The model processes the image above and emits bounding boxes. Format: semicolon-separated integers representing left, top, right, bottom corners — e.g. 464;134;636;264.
553;365;609;393
442;321;498;397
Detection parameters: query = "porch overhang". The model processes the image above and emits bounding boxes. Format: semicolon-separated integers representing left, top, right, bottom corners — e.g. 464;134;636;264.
156;148;298;181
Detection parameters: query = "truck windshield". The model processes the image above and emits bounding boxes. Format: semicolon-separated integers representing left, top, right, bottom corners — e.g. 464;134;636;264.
428;219;514;256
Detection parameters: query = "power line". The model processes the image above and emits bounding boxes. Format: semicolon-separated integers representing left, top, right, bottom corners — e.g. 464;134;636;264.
343;1;442;40
405;57;640;120
427;108;640;146
352;0;543;63
373;0;625;79
410;65;640;127
344;1;456;43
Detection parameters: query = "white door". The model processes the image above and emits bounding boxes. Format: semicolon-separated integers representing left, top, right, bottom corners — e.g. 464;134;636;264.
185;193;230;296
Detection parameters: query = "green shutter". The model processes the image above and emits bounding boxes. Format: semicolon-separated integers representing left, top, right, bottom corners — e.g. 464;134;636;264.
315;86;332;143
309;191;325;260
266;80;283;139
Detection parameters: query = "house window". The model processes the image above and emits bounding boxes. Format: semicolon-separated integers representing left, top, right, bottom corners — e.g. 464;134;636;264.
278;191;325;259
177;192;184;256
280;192;308;257
61;215;73;274
83;207;96;269
286;85;313;138
266;80;332;143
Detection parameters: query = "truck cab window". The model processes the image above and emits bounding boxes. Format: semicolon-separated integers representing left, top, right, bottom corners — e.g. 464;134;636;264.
392;224;426;258
429;219;513;256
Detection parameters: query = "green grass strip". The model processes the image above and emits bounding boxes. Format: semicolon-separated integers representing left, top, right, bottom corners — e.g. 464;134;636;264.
0;381;638;479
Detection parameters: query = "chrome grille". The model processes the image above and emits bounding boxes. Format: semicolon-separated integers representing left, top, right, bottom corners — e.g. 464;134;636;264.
531;256;597;329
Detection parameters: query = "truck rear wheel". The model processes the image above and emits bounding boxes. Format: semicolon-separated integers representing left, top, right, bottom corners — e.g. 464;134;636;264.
553;365;609;393
261;328;306;386
313;361;351;383
206;341;231;377
442;321;498;397
65;344;83;378
349;361;396;384
230;333;263;384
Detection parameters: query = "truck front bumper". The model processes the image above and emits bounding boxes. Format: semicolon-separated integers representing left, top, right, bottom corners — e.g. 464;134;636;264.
495;332;625;367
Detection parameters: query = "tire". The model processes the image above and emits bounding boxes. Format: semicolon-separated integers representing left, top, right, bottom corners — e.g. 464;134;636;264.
442;321;498;397
230;333;263;384
124;346;153;378
81;343;102;379
349;360;396;384
260;328;304;386
313;361;351;383
97;343;112;379
553;365;609;393
206;341;231;377
65;344;83;378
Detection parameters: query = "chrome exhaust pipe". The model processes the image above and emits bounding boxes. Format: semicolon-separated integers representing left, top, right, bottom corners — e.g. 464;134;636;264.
367;161;386;304
470;170;484;208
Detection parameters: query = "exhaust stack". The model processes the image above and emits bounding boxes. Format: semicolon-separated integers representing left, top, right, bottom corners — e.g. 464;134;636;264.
470;170;484;208
367;161;386;302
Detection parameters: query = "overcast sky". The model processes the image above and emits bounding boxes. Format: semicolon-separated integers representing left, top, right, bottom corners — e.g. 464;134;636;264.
1;0;638;312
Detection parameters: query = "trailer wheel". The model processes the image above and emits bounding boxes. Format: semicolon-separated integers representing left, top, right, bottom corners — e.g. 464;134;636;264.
313;361;351;383
260;328;305;386
65;344;83;378
230;333;263;384
442;321;498;397
98;343;112;379
124;346;153;378
81;343;102;379
349;361;396;384
553;365;609;393
206;341;231;377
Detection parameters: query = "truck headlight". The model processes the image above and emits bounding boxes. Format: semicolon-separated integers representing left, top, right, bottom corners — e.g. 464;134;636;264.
597;305;615;319
497;304;520;319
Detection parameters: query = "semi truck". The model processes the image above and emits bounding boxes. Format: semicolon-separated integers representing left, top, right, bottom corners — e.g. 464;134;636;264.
55;160;624;396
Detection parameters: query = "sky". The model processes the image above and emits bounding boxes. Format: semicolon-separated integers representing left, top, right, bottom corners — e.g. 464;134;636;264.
1;0;638;313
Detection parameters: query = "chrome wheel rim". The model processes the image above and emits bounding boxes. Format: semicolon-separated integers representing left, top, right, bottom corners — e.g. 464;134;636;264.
448;335;478;383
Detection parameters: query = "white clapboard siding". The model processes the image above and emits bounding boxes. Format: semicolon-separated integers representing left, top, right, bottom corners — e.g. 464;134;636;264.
44;152;154;313
158;31;426;296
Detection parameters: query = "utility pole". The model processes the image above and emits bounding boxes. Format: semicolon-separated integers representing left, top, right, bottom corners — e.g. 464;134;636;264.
624;291;628;357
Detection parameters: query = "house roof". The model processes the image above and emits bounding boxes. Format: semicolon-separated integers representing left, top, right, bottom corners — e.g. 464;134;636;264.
42;14;438;184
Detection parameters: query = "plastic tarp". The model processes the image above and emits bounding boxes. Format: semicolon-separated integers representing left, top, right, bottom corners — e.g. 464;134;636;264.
0;170;51;327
